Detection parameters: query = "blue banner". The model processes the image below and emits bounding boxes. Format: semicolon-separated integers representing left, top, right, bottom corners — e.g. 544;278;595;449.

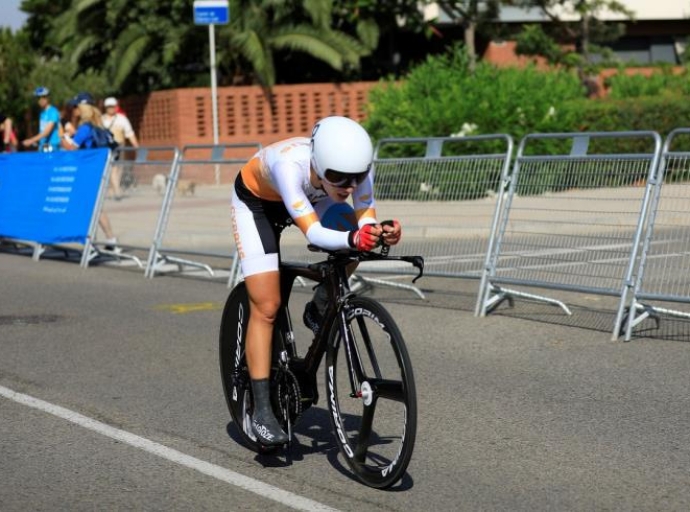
0;149;109;244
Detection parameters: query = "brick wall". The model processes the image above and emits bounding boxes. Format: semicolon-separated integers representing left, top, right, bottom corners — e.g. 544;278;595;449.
482;40;685;97
122;82;378;149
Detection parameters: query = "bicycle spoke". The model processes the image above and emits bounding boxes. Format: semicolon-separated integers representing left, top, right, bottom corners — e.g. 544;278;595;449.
370;378;405;403
354;400;376;463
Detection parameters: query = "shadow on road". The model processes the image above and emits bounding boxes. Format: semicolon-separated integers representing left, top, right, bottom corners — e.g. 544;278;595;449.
225;404;415;490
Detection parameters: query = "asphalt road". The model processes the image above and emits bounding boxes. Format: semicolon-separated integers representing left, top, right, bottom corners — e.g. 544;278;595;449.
1;252;689;511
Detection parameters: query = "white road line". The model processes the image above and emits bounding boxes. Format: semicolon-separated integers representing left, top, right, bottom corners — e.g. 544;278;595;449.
0;385;339;512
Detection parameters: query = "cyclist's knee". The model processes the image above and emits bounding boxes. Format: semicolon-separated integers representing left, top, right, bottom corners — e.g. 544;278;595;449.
250;298;281;325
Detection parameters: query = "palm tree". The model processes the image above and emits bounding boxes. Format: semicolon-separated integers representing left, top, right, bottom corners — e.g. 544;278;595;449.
221;0;373;88
51;0;201;93
50;0;374;94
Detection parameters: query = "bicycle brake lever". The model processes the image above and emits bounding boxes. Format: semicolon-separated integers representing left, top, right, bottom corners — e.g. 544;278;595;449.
401;255;425;283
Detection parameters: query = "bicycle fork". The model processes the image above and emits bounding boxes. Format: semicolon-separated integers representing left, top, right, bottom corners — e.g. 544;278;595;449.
337;303;366;402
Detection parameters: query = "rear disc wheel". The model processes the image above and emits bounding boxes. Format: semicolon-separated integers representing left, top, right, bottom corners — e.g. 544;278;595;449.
219;282;276;453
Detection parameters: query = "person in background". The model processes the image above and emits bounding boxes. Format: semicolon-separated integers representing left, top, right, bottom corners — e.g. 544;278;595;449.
102;97;138;147
102;97;139;200
0;112;18;152
62;103;119;250
61;92;96;148
68;91;96;109
59;103;77;147
21;86;61;152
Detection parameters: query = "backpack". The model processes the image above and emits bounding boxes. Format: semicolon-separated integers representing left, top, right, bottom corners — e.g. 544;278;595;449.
88;123;119;150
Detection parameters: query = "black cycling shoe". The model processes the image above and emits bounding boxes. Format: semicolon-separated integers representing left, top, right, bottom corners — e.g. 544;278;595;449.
302;301;323;337
250;378;288;446
251;412;289;446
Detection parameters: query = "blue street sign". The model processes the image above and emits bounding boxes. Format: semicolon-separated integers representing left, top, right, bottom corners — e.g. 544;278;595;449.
193;0;230;25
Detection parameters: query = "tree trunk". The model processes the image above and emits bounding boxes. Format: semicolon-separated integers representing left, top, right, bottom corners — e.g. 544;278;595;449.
581;12;590;63
465;20;476;73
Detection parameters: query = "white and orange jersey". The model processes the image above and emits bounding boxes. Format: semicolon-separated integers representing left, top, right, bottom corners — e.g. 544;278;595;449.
240;137;377;249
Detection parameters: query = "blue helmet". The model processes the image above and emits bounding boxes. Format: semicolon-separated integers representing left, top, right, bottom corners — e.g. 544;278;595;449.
34;86;50;97
68;91;95;107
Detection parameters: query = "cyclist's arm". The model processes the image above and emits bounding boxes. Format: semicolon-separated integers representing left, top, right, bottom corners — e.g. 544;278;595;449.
352;170;378;227
272;162;351;250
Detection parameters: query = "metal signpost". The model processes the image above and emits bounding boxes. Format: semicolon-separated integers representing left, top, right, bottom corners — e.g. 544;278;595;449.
193;0;229;152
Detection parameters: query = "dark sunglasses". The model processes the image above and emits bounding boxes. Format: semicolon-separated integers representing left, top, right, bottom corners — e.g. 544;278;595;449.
323;168;370;187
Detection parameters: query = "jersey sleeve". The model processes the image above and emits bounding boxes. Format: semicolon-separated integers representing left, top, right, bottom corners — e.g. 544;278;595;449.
119;114;135;137
271;161;351;250
46;107;60;124
71;124;92;148
352;170;377;227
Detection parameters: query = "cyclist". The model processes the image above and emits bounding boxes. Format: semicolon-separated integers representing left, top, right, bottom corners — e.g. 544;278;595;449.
231;116;401;445
21;86;61;152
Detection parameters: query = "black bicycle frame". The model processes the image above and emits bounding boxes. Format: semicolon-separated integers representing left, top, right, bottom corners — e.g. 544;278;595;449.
276;250;424;398
277;258;346;379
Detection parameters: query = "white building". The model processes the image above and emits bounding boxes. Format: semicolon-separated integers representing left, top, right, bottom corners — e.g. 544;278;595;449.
425;1;690;64
425;1;690;22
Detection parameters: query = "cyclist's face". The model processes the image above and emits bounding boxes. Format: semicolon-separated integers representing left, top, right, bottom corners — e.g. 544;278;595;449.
322;179;354;202
37;96;49;108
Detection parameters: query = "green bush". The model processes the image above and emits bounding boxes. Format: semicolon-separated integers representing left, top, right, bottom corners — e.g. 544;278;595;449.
566;95;690;141
605;67;690;99
374;157;506;201
364;46;586;199
364;45;585;145
365;48;690;197
513;97;690;194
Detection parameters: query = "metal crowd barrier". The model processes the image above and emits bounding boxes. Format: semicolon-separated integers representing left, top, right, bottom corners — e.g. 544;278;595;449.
83;146;181;270
145;143;261;284
623;128;690;340
373;134;513;272
476;131;663;340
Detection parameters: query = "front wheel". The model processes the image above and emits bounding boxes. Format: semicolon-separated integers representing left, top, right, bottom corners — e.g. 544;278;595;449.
325;296;417;489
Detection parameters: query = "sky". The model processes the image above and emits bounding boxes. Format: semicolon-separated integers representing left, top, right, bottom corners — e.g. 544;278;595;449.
1;0;28;31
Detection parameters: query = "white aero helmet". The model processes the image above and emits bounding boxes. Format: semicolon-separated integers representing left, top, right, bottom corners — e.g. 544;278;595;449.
310;116;374;183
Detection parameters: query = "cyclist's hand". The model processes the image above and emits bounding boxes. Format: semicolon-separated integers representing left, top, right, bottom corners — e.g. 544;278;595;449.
381;219;401;246
348;223;382;251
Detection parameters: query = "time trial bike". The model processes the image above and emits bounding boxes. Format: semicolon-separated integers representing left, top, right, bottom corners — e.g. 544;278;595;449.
219;244;424;489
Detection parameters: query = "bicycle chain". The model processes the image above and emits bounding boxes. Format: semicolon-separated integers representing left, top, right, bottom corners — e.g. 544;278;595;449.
272;367;302;430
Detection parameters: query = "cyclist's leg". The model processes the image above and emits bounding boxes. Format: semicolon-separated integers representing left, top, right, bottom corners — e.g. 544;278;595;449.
244;271;280;379
231;179;289;445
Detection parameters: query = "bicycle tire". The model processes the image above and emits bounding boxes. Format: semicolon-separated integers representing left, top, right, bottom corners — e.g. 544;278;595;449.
325;296;417;489
219;282;272;452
